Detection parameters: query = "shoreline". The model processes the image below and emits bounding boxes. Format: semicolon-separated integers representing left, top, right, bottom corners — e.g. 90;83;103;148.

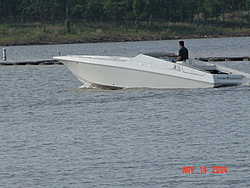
1;33;249;46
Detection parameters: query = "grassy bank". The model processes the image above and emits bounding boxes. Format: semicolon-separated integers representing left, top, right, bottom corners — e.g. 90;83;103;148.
0;22;250;46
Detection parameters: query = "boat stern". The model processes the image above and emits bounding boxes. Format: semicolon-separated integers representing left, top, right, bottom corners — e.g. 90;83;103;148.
213;74;249;87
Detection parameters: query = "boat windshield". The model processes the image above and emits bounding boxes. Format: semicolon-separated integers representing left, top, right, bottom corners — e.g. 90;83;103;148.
143;52;177;62
143;52;175;58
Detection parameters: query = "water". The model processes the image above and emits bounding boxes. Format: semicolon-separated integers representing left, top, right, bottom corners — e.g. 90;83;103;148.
1;37;250;62
1;37;250;187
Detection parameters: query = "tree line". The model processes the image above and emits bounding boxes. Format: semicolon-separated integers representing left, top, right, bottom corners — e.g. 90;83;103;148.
1;0;250;27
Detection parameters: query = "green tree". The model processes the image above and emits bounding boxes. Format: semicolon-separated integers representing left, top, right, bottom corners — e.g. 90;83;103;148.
132;0;146;30
84;0;105;22
0;0;22;21
246;0;250;22
0;0;249;30
144;0;164;28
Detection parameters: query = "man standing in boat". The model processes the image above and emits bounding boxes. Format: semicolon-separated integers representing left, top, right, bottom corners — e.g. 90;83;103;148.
173;41;189;63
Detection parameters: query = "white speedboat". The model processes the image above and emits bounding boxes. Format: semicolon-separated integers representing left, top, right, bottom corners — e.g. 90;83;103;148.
54;52;250;89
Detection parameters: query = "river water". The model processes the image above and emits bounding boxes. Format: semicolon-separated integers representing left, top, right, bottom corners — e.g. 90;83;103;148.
1;37;250;187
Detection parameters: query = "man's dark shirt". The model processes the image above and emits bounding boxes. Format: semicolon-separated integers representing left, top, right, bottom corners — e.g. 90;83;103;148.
179;46;189;61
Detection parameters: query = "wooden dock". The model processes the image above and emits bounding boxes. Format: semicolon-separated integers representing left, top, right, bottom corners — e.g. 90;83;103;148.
0;56;250;66
195;56;250;62
0;60;62;66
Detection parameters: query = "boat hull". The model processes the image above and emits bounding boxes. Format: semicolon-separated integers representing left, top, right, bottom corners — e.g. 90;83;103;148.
54;53;250;89
60;60;215;89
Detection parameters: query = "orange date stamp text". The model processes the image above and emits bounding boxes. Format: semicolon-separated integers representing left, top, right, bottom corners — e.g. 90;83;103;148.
182;166;228;174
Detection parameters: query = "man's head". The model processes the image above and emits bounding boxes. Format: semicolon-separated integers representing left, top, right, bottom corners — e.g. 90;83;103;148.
179;41;184;47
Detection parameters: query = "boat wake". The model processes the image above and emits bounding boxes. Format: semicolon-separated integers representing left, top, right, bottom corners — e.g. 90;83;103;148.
245;82;250;87
79;83;97;89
